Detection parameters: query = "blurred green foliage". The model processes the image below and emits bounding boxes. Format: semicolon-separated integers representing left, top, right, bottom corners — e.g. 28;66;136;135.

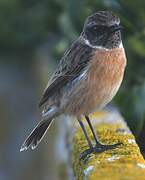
1;0;145;140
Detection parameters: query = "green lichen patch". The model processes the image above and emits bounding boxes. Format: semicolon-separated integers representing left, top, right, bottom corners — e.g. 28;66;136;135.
72;111;145;180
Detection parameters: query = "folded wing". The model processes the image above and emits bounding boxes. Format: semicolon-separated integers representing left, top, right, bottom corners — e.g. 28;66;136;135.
39;39;93;107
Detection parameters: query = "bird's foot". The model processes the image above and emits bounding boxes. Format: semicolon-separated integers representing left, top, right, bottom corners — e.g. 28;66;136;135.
94;142;122;153
80;142;122;160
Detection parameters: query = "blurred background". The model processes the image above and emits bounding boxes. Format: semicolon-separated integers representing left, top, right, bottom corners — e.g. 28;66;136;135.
1;0;145;179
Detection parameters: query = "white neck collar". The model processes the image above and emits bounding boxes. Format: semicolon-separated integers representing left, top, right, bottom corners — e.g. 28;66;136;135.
82;37;123;50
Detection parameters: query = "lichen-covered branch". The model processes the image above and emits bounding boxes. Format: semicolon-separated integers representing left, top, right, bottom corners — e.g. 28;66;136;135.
71;108;145;180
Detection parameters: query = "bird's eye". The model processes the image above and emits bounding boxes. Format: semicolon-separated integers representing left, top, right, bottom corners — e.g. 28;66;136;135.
91;25;107;33
93;26;97;30
92;25;99;31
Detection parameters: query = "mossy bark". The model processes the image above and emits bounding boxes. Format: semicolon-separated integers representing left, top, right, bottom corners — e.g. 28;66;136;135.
72;109;145;180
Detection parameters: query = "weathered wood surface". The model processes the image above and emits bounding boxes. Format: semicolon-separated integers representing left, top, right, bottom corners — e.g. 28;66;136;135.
71;108;145;180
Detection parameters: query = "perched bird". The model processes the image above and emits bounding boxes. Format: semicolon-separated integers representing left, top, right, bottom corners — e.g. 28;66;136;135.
20;11;126;159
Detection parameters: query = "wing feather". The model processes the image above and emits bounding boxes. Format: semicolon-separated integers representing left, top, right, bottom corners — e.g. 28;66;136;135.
39;38;93;107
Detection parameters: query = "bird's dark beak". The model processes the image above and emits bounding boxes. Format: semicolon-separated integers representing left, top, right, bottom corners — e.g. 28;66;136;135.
109;25;123;34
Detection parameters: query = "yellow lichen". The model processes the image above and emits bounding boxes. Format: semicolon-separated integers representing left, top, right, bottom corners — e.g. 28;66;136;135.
72;111;145;180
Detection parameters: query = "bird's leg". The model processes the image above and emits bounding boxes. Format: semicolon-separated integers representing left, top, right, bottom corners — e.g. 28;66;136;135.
78;118;93;149
78;116;122;160
85;115;122;152
85;115;100;145
78;118;94;159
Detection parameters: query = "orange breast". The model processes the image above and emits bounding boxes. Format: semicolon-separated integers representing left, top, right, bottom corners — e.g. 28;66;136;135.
85;47;127;113
63;47;126;117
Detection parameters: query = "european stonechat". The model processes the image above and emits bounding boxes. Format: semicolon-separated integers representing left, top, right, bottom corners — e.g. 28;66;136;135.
20;11;126;159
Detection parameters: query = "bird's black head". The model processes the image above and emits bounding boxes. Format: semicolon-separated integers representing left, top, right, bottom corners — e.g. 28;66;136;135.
82;11;123;49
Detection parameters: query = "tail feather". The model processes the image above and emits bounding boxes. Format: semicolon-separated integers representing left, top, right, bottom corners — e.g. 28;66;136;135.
20;119;53;152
